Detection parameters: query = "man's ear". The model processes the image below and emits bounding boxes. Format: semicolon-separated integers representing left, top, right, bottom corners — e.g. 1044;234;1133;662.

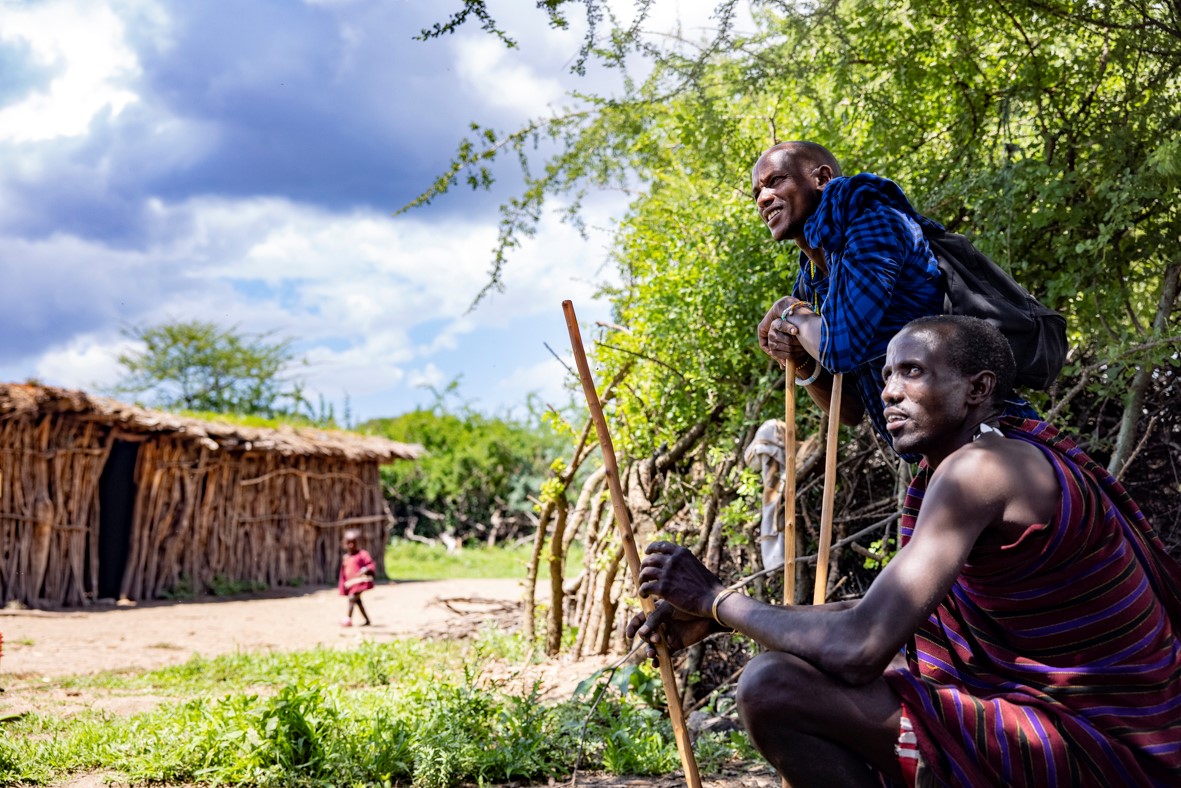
812;164;834;188
965;370;996;406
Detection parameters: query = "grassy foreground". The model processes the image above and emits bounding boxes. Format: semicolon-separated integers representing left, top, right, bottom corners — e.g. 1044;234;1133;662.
1;548;750;786
1;632;750;786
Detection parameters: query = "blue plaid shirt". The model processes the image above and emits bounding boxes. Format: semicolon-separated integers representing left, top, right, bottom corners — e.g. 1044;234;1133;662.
792;174;1037;456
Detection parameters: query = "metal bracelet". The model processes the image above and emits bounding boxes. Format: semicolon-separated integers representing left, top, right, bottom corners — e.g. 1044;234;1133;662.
711;587;739;628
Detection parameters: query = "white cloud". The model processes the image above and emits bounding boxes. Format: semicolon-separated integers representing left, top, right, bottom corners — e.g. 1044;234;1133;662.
406;363;446;391
28;334;137;391
494;356;579;411
0;0;643;420
454;36;567;116
0;0;148;142
1;191;624;418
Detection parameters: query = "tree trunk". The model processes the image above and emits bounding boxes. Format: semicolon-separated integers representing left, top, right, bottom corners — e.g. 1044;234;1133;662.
545;495;570;655
1111;262;1180;475
595;546;624;654
522;500;553;640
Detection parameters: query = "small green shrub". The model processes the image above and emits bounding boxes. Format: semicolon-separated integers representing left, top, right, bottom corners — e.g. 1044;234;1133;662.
208;575;268;596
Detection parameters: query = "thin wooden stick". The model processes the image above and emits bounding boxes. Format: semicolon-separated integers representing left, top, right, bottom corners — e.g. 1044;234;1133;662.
782;361;797;788
813;373;843;605
783;360;797;607
563;300;703;788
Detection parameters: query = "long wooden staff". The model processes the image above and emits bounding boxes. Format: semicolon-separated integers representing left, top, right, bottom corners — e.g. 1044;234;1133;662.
813;373;842;604
562;300;703;788
782;362;798;788
783;360;798;607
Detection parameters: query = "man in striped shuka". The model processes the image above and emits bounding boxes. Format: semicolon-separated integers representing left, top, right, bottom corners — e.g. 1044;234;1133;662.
629;315;1181;786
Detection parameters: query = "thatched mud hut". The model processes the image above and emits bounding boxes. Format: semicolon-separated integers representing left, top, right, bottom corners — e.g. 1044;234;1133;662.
0;383;420;608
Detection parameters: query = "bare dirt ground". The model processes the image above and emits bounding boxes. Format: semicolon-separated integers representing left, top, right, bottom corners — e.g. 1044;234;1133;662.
0;579;777;787
0;579;533;679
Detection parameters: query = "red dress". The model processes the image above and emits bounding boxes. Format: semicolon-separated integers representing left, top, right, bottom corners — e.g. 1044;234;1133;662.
338;549;376;596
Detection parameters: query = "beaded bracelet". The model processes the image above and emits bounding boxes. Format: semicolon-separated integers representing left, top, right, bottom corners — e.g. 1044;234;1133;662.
795;361;821;387
779;301;812;320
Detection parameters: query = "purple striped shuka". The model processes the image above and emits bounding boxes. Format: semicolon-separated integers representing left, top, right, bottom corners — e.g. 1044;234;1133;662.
884;419;1181;786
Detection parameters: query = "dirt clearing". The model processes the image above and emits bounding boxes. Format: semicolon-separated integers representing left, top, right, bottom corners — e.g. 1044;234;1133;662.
0;579;530;679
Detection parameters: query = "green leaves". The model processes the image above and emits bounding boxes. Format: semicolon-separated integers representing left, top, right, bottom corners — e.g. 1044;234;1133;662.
114;319;318;420
407;0;1181;581
366;405;565;541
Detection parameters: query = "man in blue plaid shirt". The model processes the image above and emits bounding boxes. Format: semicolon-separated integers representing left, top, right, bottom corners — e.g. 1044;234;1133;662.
753;141;1037;457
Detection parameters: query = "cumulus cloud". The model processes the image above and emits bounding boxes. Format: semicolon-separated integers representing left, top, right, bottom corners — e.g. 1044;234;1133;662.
0;190;620;416
0;0;144;143
0;0;655;419
493;356;580;414
455;37;567;116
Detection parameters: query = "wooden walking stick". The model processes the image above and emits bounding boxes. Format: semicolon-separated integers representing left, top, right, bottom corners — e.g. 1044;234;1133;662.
813;373;843;604
782;360;799;788
562;300;703;788
783;359;798;607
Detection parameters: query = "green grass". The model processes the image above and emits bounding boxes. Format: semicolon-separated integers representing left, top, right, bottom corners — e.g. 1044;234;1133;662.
385;540;584;581
3;631;752;787
55;637;471;696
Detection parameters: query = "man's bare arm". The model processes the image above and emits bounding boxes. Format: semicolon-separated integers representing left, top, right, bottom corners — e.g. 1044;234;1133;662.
636;443;1043;684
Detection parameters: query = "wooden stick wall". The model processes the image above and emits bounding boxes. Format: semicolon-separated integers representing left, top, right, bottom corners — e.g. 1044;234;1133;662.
120;436;391;600
0;412;392;607
0;414;110;607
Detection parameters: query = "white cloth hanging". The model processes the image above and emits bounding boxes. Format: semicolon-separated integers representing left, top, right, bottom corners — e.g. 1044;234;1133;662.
743;419;786;571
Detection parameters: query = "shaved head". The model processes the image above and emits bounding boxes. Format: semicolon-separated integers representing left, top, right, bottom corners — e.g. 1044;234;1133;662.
755;141;843;180
750;141;843;241
902;315;1016;407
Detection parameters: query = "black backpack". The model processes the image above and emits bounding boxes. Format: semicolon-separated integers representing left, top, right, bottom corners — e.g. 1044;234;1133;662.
923;227;1067;391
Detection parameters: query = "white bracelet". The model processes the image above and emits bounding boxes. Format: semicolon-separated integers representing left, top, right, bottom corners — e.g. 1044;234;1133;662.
795;363;821;386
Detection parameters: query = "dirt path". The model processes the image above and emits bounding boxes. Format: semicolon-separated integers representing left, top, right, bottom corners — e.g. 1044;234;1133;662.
0;578;531;679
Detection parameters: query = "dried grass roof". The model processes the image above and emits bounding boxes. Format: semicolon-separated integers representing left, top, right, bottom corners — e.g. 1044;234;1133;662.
0;383;421;462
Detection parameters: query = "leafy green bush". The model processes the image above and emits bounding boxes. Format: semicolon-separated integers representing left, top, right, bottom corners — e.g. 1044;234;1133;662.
364;403;565;543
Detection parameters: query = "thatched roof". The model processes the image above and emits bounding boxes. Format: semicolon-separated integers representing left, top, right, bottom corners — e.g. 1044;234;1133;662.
0;383;421;462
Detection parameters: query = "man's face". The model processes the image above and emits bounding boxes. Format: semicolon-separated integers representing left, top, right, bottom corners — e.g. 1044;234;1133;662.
751;146;825;243
881;328;972;461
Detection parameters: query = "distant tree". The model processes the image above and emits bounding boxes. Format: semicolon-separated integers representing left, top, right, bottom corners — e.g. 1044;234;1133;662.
115;320;307;418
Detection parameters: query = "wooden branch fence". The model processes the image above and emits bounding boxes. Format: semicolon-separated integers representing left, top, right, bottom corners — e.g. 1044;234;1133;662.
118;437;392;601
522;403;912;711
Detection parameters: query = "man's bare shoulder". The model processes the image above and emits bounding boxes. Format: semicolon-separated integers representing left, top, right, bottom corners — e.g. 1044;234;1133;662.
933;434;1058;529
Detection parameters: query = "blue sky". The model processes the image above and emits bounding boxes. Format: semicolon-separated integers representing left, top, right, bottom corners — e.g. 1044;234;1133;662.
0;0;736;422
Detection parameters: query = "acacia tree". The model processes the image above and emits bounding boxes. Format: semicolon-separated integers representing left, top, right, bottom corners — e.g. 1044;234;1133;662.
419;0;1180;478
115;320;309;418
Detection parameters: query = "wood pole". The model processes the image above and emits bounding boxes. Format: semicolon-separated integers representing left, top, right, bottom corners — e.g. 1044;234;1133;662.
782;361;798;788
783;360;797;607
813;373;843;605
563;300;702;788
